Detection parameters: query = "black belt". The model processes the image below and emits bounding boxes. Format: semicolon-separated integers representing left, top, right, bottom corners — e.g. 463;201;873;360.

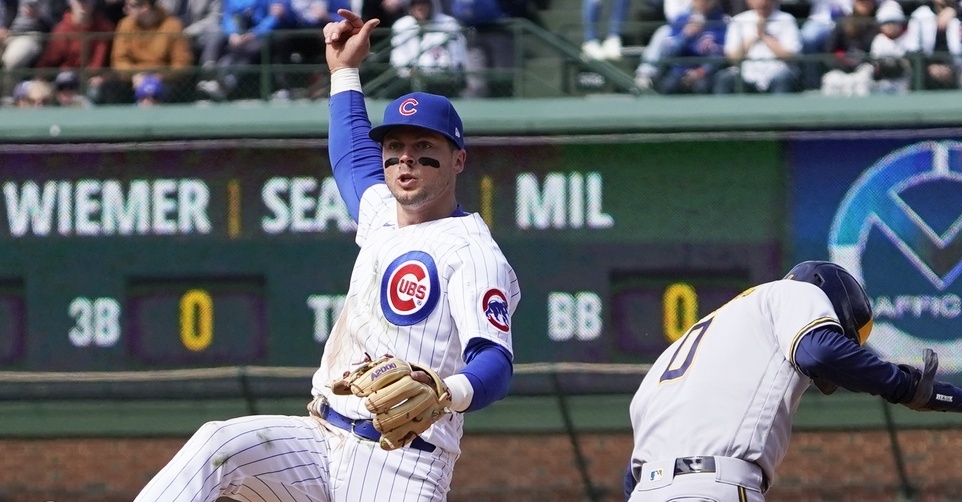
674;456;769;491
674;456;716;475
315;401;436;453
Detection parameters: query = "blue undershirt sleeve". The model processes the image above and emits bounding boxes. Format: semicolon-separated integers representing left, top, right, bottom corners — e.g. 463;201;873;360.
327;90;386;222
459;337;513;412
794;326;916;404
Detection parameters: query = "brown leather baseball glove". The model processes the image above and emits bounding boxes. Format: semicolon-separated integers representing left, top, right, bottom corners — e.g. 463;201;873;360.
331;354;452;450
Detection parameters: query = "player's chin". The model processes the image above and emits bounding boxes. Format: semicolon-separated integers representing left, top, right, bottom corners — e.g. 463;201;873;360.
390;187;428;207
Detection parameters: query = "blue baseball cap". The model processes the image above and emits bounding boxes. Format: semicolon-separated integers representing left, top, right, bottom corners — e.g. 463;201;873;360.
135;74;164;100
369;92;464;150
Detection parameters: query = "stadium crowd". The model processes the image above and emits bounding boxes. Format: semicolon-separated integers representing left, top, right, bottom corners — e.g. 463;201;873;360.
0;0;957;106
0;0;546;105
0;0;345;105
625;0;961;94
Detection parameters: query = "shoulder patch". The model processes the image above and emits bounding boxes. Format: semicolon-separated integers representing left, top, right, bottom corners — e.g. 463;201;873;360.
482;288;510;332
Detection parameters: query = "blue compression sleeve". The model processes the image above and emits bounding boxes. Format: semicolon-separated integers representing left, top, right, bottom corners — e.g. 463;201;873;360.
460;338;513;412
328;89;386;222
794;327;916;403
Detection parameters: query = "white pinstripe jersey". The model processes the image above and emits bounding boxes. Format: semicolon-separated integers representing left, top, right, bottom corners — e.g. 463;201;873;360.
628;280;840;485
312;184;519;455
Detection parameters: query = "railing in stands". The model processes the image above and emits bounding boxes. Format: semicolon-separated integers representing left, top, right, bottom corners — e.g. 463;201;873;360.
1;19;641;105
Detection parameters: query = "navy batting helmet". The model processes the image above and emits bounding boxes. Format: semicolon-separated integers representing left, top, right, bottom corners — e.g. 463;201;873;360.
784;260;874;345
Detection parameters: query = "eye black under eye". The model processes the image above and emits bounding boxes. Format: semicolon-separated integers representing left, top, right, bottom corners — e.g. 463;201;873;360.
417;157;441;168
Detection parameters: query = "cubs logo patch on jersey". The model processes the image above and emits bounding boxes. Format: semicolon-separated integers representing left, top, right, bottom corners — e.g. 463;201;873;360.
381;251;440;326
482;289;510;332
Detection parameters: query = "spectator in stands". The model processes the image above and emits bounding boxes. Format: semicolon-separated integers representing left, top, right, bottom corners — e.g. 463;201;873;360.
6;76;28;104
41;0;70;26
634;0;690;88
713;0;801;93
908;0;961;89
35;0;115;96
268;0;337;99
799;0;854;89
652;0;727;93
281;0;328;62
635;0;745;89
104;0;193;103
1;0;52;93
870;0;914;93
134;69;163;103
449;0;519;97
52;69;92;104
158;0;222;67
388;0;467;98
13;76;53;105
632;0;675;51
195;0;288;101
581;0;630;59
277;0;354;99
819;0;876;95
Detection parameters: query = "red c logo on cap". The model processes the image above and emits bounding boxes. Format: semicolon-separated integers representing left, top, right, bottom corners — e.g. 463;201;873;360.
399;98;418;116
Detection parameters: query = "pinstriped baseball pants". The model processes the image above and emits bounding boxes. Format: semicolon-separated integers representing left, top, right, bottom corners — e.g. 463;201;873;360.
134;414;457;502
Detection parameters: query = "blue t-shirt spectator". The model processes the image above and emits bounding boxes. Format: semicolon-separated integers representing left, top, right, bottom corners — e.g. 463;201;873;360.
450;0;506;27
222;0;288;37
662;6;726;75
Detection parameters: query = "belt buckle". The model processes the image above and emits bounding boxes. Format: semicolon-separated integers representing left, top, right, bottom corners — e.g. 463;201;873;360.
687;457;708;473
676;456;714;475
349;419;370;442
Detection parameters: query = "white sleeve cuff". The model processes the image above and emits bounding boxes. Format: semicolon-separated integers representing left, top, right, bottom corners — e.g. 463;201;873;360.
443;373;474;412
330;68;363;95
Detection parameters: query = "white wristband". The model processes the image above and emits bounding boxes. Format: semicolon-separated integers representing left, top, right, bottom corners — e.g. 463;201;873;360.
330;68;362;96
443;374;474;412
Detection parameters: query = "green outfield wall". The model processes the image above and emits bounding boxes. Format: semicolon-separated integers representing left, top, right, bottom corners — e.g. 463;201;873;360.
4;92;962;141
2;93;962;438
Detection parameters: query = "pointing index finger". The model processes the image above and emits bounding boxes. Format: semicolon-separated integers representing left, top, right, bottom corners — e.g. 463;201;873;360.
337;9;362;27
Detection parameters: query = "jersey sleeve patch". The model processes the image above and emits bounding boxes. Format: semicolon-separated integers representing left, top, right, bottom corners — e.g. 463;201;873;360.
482;288;511;332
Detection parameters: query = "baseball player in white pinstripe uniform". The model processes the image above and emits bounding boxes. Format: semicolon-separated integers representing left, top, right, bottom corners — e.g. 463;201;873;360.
624;261;962;501
133;10;518;502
